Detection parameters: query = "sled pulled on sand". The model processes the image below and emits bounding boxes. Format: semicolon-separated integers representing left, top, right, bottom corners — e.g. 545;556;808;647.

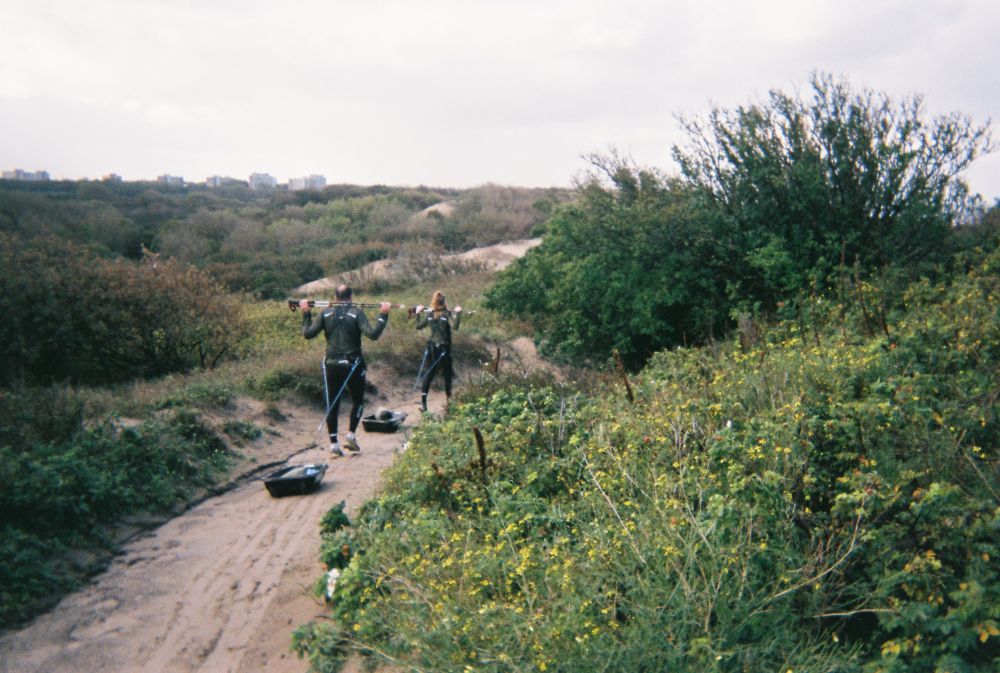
263;463;327;497
362;410;407;433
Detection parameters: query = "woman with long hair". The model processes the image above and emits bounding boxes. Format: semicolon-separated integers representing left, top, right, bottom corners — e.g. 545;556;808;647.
414;291;461;411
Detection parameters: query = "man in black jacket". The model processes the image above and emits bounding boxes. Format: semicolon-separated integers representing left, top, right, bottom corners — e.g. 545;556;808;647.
301;285;389;456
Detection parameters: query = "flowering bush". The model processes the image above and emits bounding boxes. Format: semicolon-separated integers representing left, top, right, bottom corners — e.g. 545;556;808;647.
297;244;999;672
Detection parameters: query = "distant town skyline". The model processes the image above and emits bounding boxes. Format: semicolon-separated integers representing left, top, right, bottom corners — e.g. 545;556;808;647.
1;1;997;200
2;168;329;191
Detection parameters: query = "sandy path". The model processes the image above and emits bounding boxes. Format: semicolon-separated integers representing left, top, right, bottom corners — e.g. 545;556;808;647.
0;390;440;673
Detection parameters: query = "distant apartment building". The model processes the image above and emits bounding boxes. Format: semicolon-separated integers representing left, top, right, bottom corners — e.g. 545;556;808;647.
249;172;277;190
206;175;242;187
102;173;123;183
289;174;326;191
157;174;184;186
2;169;50;181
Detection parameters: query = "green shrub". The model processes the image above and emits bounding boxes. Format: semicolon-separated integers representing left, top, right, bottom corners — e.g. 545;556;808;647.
0;234;246;385
292;620;349;673
156;381;234;410
320;501;351;535
0;408;233;627
0;385;84;448
246;352;325;403
319;530;355;571
0;527;75;626
489;75;993;369
221;420;262;444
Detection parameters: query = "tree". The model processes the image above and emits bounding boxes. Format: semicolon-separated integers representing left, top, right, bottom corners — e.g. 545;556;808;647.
0;235;244;385
488;74;994;368
487;156;729;367
672;71;994;305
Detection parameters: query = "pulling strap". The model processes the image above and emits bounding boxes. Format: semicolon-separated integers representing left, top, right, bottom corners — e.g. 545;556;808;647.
312;356;362;442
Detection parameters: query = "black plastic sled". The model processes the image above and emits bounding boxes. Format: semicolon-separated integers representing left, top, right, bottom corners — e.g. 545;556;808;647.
263;463;328;497
361;410;407;433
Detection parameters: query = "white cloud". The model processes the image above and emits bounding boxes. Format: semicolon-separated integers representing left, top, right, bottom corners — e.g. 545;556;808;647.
0;0;996;197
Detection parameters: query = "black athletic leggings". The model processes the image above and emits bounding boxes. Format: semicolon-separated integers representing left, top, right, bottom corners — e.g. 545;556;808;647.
421;343;453;397
323;357;366;440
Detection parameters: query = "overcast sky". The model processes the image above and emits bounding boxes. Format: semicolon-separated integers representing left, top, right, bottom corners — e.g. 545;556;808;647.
2;0;997;200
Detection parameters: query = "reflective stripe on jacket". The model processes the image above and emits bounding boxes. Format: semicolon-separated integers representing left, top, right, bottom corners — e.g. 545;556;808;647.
302;303;387;360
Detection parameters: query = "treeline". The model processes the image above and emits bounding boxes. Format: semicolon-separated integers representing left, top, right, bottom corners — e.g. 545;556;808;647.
0;179;570;299
487;72;996;368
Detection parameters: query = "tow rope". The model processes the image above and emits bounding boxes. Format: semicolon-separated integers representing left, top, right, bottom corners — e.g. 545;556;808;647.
412;346;448;390
312;356;362;443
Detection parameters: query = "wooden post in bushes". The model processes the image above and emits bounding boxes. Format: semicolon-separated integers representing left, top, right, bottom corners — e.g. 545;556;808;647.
613;349;634;404
491;346;501;376
473;427;488;484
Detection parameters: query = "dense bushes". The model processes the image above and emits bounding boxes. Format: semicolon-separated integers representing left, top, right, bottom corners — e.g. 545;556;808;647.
488;74;993;367
295;242;999;672
0;389;233;627
487;167;729;367
673;73;991;290
0;232;252;625
0;234;245;385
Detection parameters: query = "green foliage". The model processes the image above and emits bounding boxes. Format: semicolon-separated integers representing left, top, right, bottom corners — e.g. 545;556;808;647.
245;351;326;403
0;525;86;633
0;405;233;626
487;158;730;367
0;234;247;385
672;71;992;300
292;621;349;673
221;419;262;444
0;182;143;257
324;241;393;274
298;243;1000;672
320;500;351;535
1;178;569;301
236;301;313;360
0;386;85;448
156;381;234;410
0;181;569;299
446;184;568;250
320;529;356;571
0;177;554;636
489;74;993;368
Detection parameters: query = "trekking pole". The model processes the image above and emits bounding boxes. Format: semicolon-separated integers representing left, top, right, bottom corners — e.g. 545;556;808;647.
409;308;476;316
288;300;409;312
411;347;430;392
321;355;330;414
311;357;362;446
413;347;448;390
